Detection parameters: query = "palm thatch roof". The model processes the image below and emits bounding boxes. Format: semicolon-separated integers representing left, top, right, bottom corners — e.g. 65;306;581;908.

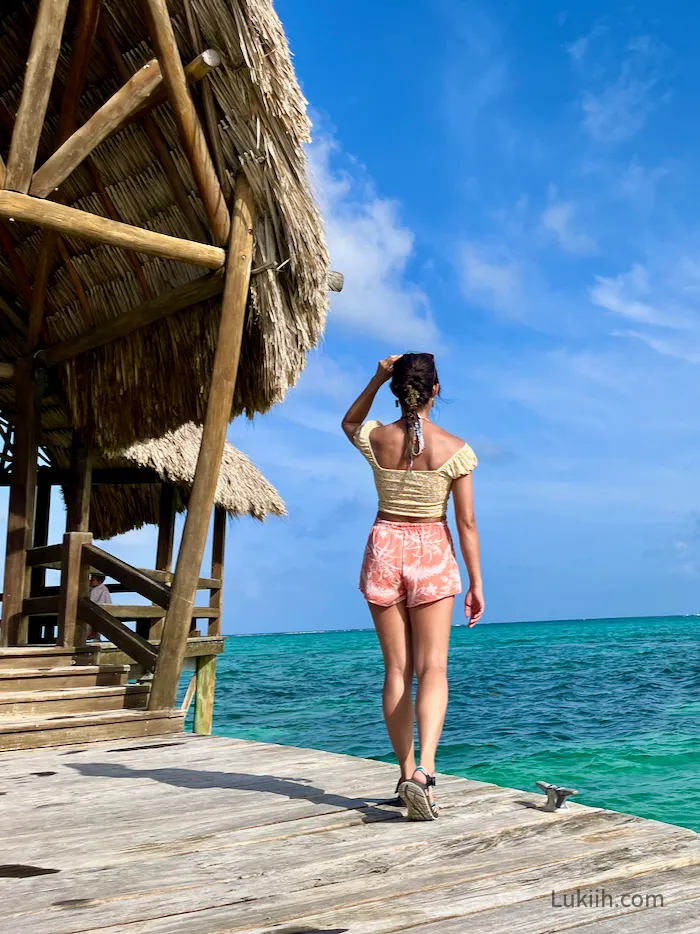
87;422;285;540
0;0;330;453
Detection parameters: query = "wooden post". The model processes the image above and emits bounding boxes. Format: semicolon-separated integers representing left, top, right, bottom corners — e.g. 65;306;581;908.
1;359;43;647
209;505;226;637
193;654;216;734
3;0;71;193
66;433;92;533
29;478;51;644
142;0;230;244
56;531;92;649
150;484;176;640
149;174;255;711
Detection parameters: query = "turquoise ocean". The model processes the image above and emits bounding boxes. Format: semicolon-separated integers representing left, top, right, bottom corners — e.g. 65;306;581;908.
201;616;700;832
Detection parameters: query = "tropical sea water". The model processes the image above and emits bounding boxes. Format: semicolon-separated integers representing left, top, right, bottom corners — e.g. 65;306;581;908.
204;616;700;832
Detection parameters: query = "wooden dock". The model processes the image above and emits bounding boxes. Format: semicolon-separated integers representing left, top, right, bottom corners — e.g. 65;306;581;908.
2;734;700;933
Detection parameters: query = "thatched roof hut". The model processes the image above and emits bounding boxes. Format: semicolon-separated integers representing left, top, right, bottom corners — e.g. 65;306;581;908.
88;422;285;540
0;0;330;454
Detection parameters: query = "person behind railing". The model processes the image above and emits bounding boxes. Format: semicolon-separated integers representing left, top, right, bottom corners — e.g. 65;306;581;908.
87;571;112;641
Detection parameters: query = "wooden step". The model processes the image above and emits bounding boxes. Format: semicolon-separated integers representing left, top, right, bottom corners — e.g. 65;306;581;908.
0;708;184;751
0;646;96;670
0;683;149;717
0;664;129;692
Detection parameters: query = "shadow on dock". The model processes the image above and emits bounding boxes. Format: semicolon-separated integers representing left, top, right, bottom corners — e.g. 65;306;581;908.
68;761;401;824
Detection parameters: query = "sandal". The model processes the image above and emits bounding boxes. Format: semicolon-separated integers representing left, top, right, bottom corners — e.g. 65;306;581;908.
398;767;439;821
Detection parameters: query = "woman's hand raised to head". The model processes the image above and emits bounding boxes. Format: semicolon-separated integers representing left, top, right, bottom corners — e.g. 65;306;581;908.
375;355;403;384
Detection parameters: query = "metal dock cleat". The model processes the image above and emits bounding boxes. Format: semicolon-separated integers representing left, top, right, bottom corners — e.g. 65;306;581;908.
535;781;579;811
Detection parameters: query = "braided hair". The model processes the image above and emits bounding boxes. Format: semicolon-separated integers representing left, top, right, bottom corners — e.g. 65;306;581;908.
390;353;439;469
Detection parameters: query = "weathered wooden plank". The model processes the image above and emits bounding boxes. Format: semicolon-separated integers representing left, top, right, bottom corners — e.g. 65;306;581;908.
151;174;255;710
3;0;71;192
208;505;225;636
78;598;158;670
25;543;63;567
65;432;91;533
0;709;183;752
0;191;226;269
83;544;171;608
0;811;688;931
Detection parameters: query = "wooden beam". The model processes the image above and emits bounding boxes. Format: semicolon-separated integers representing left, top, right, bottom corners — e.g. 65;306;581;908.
0;467;164;487
3;0;71;193
193;654;217;734
0;293;28;337
142;0;230;245
31;60;164;198
1;360;43;646
37;272;223;367
65;433;92;532
56;531;92;648
209;505;225;637
30;470;51;598
126;50;222;127
83;543;171;608
183;2;230;200
97;14;209;243
150;174;255;711
328;270;345;292
26;543;63;568
10;0;99;347
78;598;158;671
156;484;177;573
0;191;226;268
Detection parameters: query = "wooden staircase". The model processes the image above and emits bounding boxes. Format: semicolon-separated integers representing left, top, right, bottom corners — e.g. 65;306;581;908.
0;647;183;751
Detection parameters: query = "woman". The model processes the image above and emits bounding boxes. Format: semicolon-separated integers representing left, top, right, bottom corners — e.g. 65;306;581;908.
342;352;484;821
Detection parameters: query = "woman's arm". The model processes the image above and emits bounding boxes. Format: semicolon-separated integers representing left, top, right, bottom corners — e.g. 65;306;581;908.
452;473;485;627
341;355;401;441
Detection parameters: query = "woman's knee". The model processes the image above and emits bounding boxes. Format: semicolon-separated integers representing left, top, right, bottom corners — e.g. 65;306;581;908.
384;660;414;687
414;658;447;682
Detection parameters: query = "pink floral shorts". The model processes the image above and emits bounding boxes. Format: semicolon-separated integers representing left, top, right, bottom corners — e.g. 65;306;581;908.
360;520;462;608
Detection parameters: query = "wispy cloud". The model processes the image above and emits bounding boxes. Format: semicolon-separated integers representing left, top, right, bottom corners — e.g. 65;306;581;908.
308;139;439;345
569;29;667;143
541;195;596;254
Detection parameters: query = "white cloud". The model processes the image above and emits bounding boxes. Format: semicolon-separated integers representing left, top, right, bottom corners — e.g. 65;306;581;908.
459;243;521;313
570;31;666;143
308;139;439;347
541;199;596;254
590;262;692;329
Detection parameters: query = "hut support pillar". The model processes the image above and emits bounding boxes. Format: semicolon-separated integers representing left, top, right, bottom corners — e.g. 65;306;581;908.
65;433;92;647
149;484;176;640
29;478;51;643
1;359;43;646
193;653;216;734
149;174;255;711
209;505;225;637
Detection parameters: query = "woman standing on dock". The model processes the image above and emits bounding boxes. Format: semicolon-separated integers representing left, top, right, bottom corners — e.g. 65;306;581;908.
342;353;484;821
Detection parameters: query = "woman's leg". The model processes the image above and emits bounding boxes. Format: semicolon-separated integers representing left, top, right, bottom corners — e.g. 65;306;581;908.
369;601;415;780
409;596;454;780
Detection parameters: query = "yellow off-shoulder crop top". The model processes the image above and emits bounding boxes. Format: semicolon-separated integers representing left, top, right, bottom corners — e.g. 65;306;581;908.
353;420;478;518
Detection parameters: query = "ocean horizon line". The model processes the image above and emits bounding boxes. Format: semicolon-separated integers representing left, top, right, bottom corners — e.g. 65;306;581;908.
222;612;700;638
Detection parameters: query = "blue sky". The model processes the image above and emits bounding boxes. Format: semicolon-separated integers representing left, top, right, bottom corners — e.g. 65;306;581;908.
7;0;700;632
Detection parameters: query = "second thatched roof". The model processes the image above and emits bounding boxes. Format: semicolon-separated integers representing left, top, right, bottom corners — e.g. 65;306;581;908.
87;423;285;540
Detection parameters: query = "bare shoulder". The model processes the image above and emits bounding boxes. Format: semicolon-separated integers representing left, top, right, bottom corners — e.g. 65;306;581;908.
425;423;466;457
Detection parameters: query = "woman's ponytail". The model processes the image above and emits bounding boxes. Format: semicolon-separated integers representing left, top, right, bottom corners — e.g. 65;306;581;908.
390;354;439;470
